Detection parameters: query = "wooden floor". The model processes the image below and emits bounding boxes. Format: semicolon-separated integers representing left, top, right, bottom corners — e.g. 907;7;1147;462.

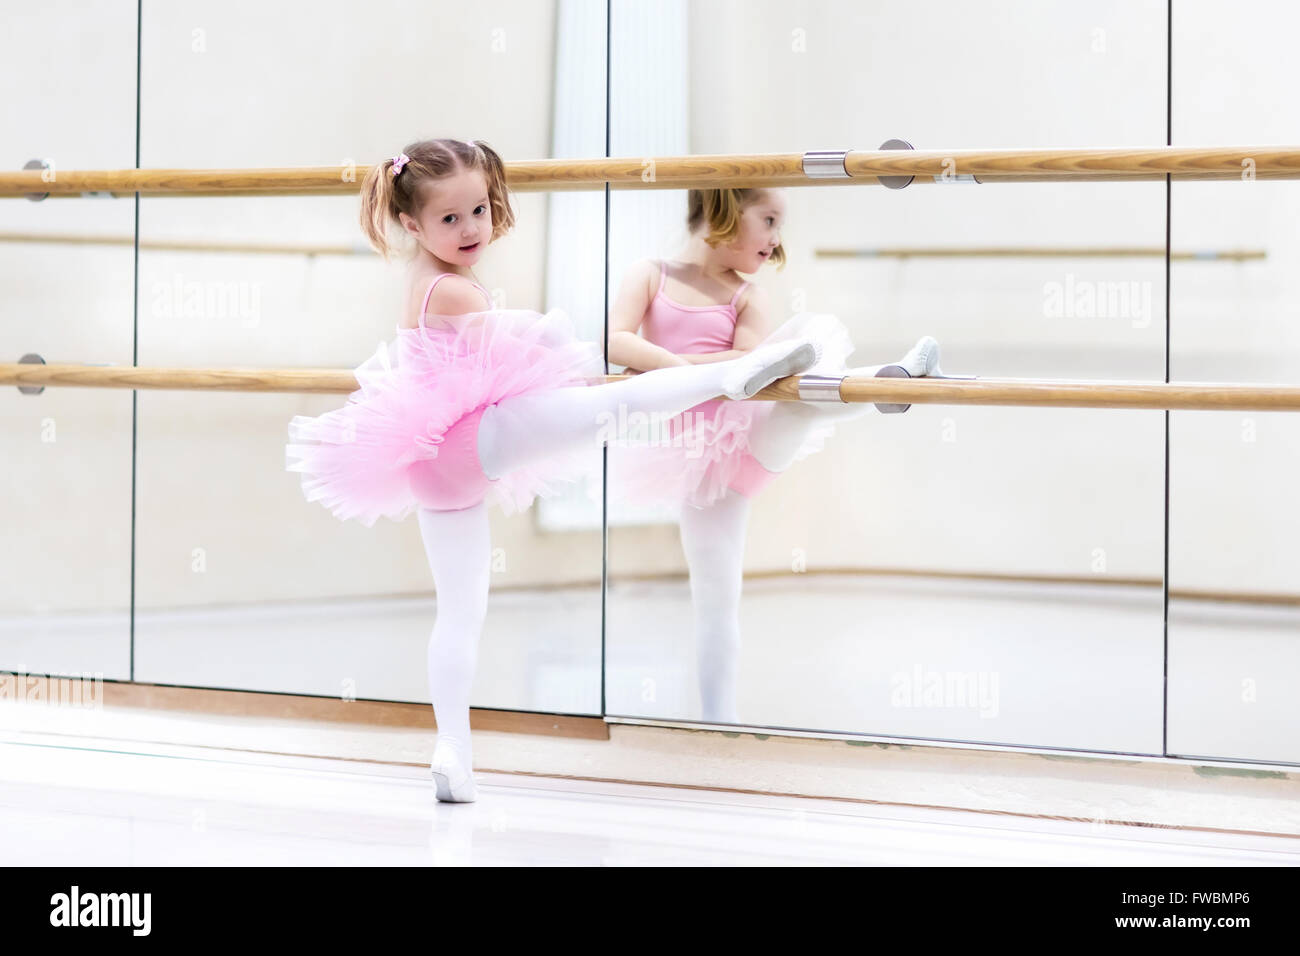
1;735;1296;866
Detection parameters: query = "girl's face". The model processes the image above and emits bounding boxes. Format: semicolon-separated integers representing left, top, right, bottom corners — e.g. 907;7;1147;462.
400;167;492;265
726;190;785;273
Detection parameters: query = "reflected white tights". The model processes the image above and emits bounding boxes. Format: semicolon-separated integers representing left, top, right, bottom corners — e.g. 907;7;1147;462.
678;488;751;723
682;360;904;718
747;361;893;472
750;334;939;471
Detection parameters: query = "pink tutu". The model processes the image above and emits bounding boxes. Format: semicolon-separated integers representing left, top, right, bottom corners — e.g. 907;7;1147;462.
607;312;859;511
286;308;605;526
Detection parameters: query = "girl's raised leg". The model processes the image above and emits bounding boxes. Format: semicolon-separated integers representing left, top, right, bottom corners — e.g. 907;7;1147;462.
478;341;815;479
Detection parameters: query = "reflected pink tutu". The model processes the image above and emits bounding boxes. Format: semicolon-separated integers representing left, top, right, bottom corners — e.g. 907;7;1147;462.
606;312;859;511
286;308;605;526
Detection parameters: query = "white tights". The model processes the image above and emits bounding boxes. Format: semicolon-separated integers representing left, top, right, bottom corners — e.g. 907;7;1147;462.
477;360;747;480
682;361;901;719
417;355;900;753
417;500;491;770
417;354;779;769
678;487;751;723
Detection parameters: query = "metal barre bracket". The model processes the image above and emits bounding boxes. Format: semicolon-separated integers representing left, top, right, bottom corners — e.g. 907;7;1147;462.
796;367;983;414
16;354;45;395
878;139;980;188
877;139;916;190
802;150;851;178
795;373;845;400
21;159;114;200
23;159;51;201
797;366;913;414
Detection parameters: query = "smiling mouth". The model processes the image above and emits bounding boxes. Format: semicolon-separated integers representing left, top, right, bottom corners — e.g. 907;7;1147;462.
460;242;480;252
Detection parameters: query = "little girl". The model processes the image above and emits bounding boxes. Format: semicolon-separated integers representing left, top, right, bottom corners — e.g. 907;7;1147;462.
285;139;822;802
607;186;942;724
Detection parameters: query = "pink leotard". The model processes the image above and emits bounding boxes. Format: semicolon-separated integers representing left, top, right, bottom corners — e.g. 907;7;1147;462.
638;259;779;499
403;272;499;512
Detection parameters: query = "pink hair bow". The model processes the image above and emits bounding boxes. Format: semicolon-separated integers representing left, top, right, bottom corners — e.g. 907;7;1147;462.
390;153;410;177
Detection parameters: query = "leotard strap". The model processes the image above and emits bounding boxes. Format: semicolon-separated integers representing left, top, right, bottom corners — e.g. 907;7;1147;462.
417;273;492;328
658;259;749;312
728;279;750;309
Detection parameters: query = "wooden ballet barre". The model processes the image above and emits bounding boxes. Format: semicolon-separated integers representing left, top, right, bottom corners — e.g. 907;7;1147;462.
4;145;1300;197
0;233;1270;263
0;233;1271;264
0;231;373;256
7;362;1300;412
764;374;1300;411
817;247;1268;261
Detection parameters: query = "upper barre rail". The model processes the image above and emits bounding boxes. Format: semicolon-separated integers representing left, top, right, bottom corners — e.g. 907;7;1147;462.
3;145;1299;197
5;362;1300;412
816;247;1268;261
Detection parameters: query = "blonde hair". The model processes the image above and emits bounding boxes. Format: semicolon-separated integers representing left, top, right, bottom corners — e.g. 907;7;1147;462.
686;188;786;269
359;138;515;260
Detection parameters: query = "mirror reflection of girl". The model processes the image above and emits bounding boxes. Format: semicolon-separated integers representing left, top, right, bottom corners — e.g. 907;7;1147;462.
286;140;822;802
607;187;942;724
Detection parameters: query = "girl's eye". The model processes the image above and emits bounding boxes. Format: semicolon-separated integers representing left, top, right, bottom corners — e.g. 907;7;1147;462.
474;205;486;215
766;217;775;225
443;214;456;224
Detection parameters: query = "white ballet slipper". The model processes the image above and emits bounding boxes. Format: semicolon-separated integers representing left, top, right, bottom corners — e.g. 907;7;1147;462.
895;335;941;377
844;335;941;379
430;740;478;803
721;337;822;400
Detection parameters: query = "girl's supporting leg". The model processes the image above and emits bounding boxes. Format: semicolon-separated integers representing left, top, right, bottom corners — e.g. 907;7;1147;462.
417;499;492;773
678;486;752;724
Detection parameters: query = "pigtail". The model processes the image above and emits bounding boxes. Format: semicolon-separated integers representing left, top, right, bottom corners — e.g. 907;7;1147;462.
471;141;516;240
359;157;399;260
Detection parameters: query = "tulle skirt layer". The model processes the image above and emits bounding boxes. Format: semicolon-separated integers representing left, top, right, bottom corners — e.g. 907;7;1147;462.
286;308;605;526
607;312;858;510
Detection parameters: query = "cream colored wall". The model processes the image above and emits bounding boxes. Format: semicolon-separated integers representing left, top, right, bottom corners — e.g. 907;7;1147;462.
2;0;620;617
2;1;138;619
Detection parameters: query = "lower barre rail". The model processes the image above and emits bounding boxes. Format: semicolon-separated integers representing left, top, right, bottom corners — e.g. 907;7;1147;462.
3;361;1300;412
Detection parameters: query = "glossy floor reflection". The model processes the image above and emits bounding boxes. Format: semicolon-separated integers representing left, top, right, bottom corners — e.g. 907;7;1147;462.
608;574;1166;753
1;739;1295;866
7;575;1298;765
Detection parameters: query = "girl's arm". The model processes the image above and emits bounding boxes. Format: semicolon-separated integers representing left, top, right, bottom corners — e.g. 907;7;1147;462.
608;258;690;371
729;282;777;350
